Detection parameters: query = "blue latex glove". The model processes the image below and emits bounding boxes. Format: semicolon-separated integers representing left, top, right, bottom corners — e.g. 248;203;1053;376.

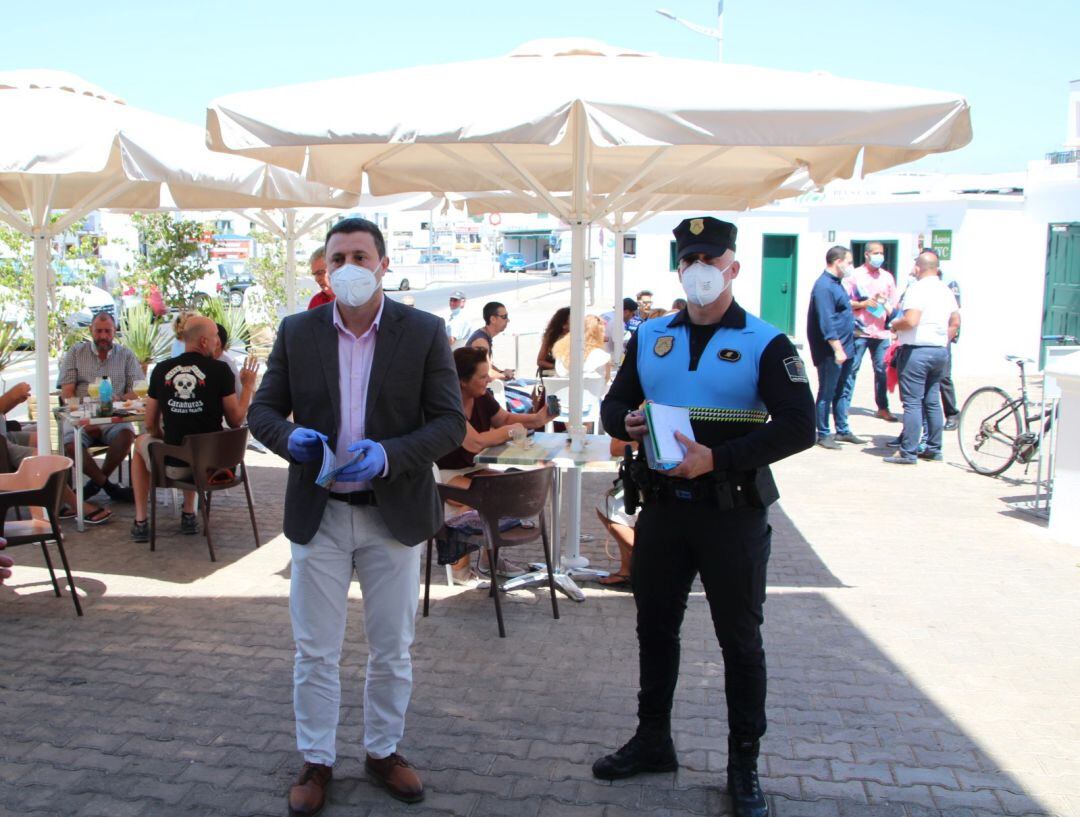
341;438;387;482
288;427;327;463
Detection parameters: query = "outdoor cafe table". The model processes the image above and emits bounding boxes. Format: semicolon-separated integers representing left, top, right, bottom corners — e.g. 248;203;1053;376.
54;404;146;532
474;431;617;602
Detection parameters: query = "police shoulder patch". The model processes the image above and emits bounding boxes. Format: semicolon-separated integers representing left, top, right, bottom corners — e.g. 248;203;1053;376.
718;348;741;362
654;335;674;357
783;355;809;383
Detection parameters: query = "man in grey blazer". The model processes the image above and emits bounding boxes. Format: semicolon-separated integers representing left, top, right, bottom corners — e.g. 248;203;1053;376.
248;217;465;815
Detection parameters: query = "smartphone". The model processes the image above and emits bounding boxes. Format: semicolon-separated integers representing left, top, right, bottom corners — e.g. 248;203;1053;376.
546;394;561;416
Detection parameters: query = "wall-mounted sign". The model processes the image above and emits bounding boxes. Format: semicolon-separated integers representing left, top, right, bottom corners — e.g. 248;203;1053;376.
931;229;952;260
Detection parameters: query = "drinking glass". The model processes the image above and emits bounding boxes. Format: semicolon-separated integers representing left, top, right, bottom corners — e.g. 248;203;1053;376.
87;380;101;400
509;425;529;448
134;380;149;400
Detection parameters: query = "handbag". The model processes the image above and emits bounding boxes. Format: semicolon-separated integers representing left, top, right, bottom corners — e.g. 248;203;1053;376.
530;367;547;412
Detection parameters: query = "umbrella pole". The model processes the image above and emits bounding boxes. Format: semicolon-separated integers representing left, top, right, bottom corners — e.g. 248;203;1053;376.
563;112;589;570
613;213;625;366
33;230;52;455
284;209;297;314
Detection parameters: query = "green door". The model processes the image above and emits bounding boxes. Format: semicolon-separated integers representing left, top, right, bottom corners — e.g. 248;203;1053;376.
760;234;798;334
1042;223;1080;365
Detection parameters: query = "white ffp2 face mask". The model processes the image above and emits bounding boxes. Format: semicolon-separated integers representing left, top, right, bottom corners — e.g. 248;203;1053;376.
868;253;885;268
330;263;379;308
680;260;731;307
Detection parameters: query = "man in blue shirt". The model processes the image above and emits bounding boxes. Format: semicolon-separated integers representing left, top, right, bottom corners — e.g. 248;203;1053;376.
807;246;866;449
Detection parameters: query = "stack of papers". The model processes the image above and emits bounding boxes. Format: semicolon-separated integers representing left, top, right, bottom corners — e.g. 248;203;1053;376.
643;402;695;470
316;438;365;488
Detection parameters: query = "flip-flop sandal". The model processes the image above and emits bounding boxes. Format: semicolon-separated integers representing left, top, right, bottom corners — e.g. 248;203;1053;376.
58;506;77;520
83;507;112;526
598;573;631;587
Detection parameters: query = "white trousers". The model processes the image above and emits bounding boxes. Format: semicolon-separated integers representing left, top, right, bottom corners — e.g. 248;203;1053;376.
290;499;421;765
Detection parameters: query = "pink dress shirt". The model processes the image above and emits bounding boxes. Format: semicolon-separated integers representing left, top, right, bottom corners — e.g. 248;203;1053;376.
331;297;387;492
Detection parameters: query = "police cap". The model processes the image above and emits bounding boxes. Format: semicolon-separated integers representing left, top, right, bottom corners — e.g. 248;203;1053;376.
673;216;737;261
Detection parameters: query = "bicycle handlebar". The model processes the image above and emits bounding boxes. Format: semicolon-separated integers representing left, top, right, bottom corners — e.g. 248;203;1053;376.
1041;334;1079;344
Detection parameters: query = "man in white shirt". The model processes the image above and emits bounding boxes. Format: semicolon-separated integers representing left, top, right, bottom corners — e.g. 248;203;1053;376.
884;250;960;465
444;290;473;349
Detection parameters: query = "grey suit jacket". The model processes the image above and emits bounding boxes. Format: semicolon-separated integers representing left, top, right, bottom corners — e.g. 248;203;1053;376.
248;297;466;546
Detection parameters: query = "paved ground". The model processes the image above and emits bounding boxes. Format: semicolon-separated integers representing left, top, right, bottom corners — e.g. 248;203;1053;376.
2;365;1077;817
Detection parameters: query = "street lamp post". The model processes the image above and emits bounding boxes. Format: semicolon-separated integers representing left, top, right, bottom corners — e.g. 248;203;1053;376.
656;2;724;62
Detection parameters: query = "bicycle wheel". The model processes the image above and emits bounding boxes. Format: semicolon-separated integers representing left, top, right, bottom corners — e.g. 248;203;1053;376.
958;387;1021;476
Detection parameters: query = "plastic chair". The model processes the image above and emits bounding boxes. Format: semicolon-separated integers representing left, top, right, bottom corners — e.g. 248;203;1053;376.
423;467;558;638
0;455;83;615
146;428;260;562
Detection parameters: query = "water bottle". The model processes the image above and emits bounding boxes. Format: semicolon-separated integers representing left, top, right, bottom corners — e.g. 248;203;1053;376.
99;376;113;417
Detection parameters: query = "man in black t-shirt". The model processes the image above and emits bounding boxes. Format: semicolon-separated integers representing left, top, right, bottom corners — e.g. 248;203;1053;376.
129;315;255;541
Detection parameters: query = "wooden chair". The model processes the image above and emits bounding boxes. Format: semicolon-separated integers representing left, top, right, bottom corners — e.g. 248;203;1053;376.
0;455;83;616
423;467;558;638
146;428;260;562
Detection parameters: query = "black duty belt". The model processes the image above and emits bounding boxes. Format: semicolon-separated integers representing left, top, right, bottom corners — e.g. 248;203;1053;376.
328;490;378;506
646;476;752;510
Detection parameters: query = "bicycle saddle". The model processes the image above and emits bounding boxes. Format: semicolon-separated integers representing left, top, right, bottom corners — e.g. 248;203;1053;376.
1005;355;1035;364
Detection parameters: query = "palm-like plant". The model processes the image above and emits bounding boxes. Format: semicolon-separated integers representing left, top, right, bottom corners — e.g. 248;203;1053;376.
121;304;172;372
200;298;251;352
0;321;31;377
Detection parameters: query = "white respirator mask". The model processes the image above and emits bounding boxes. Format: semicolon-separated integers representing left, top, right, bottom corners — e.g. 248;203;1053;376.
680;260;731;307
330;263;379;308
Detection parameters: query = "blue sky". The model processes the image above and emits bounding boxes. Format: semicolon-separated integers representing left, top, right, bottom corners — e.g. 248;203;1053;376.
4;0;1076;175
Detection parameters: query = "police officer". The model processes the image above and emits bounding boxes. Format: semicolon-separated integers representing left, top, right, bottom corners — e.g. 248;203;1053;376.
593;217;815;817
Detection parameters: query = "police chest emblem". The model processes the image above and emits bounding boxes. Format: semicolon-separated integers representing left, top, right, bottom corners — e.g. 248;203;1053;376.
653;335;674;357
718;348;741;362
689;218;705;235
783;355;809;383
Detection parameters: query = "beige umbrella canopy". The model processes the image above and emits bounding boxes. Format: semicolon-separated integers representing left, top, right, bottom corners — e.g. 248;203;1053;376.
0;70;356;452
205;39;972;570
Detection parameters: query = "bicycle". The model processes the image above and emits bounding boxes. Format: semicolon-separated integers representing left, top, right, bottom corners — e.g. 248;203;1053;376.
957;334;1078;476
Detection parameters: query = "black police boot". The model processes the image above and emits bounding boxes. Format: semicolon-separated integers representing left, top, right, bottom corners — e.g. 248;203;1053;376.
727;737;768;817
592;730;678;780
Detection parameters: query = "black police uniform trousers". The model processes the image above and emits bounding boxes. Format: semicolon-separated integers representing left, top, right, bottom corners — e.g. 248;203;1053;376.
632;497;771;742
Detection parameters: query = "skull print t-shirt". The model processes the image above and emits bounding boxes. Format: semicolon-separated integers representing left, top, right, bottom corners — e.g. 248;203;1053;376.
149;351;236;453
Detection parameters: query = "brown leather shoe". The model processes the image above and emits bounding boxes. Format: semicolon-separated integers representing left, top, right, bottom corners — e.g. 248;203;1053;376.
366;752;425;803
875;408;899;422
288;762;332;817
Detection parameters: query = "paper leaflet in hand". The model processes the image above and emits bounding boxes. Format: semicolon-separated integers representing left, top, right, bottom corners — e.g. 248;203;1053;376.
315;437;365;488
643;402;695;470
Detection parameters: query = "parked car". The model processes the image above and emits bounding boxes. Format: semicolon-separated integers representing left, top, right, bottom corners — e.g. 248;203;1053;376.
498;252;527;273
382;268;411;291
215;260;255;306
418;253;459;264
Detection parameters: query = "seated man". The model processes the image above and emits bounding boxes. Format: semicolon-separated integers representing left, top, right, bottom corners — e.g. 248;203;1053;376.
129;316;255;542
0;382;35;446
58;311;142;502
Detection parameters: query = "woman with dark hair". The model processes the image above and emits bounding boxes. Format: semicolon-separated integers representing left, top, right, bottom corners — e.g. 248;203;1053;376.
535;307;570;374
438;346;552;581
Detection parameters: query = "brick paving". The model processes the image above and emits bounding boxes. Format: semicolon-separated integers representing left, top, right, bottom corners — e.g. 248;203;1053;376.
2;371;1078;817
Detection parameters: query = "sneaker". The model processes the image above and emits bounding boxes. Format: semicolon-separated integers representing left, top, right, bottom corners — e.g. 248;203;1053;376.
477;556;527;578
886;437;902;448
875;408;899;422
180;512;199;535
592;732;678;780
944;416;959;431
917;450;944;462
815;435;841;450
130;519;149;542
882;452;917;465
833;432;867;444
103;481;135;503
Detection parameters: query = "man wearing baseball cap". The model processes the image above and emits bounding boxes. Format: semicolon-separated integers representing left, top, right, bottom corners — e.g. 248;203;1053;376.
445;290;473;349
596;216;815;817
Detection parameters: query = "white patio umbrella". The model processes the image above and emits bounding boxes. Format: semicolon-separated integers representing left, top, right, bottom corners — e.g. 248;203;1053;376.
205;38;972;570
0;71;356;453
